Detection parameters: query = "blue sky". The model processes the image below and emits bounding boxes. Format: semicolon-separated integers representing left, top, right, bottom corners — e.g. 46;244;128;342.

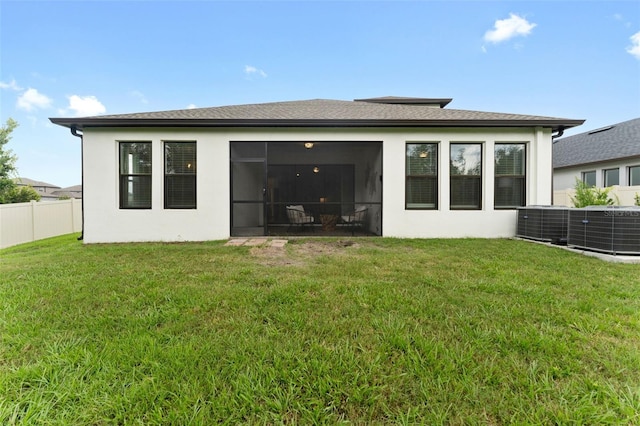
1;0;639;188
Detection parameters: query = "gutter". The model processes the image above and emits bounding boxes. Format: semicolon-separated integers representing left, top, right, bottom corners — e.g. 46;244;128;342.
50;118;586;133
70;126;84;241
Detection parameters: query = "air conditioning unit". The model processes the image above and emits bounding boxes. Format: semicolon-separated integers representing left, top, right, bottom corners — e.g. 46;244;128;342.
516;206;569;244
567;207;640;255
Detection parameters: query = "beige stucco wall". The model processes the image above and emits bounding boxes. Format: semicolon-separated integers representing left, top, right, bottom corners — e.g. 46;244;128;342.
554;157;640;191
554;185;640;207
81;126;553;243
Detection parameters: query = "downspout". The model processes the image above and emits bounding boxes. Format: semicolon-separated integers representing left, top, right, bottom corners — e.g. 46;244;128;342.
552;127;564;140
550;126;565;206
70;126;84;240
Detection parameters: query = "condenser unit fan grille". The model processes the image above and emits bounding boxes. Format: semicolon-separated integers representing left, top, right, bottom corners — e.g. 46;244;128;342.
516;206;569;244
568;207;640;255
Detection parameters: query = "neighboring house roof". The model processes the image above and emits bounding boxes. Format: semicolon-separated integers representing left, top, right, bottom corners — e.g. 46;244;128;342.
553;117;640;169
49;97;584;132
14;178;83;199
14;177;61;190
51;185;83;199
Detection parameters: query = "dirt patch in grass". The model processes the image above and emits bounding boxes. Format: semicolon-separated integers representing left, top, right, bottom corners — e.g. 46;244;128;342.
250;240;362;266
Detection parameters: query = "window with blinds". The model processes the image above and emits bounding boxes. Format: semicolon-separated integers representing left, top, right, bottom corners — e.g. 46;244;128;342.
405;143;438;209
494;143;526;209
119;142;152;209
164;141;196;209
450;143;482;209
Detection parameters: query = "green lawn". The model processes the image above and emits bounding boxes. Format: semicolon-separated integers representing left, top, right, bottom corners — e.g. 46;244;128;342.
1;235;639;424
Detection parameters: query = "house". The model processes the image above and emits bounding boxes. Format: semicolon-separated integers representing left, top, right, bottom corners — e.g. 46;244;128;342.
14;178;83;200
50;97;583;243
51;185;83;200
14;177;61;201
553;117;640;205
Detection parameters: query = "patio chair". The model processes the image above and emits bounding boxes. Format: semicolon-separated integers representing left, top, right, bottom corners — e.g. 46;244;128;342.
286;205;315;232
341;205;368;235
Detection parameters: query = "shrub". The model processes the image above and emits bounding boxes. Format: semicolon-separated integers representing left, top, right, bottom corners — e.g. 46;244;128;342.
5;185;41;203
635;193;640;206
570;178;615;208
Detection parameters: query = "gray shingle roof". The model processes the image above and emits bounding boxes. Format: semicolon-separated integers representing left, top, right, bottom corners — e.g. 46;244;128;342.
14;177;61;189
553;117;640;169
50;98;584;131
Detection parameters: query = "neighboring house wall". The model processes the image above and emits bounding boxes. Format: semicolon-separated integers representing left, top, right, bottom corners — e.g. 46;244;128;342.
14;178;61;200
82;125;552;243
554;158;640;191
0;199;82;249
553;117;640;192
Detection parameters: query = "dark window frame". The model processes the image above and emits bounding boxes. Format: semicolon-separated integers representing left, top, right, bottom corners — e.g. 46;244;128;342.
164;141;197;209
405;142;438;210
582;170;596;187
450;143;482;210
603;168;619;187
494;143;526;209
119;141;152;209
629;165;640;186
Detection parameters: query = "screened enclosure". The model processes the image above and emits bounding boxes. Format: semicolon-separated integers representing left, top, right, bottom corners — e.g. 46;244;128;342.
230;141;382;236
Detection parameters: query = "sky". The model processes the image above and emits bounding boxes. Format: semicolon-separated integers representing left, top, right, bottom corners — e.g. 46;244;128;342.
1;0;639;188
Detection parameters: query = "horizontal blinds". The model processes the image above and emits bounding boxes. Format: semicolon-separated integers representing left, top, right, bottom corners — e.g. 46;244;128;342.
120;142;151;174
165;142;197;209
495;144;525;176
406;143;438;208
165;142;196;174
450;144;481;176
494;177;525;208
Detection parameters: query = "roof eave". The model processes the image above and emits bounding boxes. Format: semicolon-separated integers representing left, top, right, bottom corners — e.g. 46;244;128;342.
50;117;585;132
554;152;640;170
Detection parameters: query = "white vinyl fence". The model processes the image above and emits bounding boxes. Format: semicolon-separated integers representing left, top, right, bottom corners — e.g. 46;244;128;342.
554;185;640;207
0;199;82;249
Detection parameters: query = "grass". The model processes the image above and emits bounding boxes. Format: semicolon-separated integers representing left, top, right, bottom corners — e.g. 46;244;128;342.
1;235;639;424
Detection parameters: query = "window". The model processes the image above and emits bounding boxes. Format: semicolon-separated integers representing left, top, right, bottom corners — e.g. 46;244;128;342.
119;142;151;209
603;168;619;187
450;143;482;209
582;171;596;187
494;144;526;208
630;166;640;186
406;143;438;209
165;142;196;209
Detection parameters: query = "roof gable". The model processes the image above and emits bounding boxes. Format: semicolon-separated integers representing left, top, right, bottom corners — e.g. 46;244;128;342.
553;117;640;168
50;98;584;132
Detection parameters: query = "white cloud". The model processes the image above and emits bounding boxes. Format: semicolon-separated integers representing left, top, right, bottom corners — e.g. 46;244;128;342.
0;79;22;91
244;65;267;78
186;104;197;109
627;31;640;60
17;88;53;111
484;13;537;44
67;95;106;116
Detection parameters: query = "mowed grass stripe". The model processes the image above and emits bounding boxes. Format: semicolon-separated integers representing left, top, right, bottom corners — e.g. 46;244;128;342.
1;235;639;424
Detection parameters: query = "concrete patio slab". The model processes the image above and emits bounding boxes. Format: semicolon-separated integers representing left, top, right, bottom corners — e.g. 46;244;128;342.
269;239;288;248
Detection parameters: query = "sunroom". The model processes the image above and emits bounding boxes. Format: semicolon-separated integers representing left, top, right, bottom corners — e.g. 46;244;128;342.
230;141;382;237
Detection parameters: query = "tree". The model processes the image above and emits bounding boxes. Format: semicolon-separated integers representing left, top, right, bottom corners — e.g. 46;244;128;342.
0;118;19;203
0;118;40;204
